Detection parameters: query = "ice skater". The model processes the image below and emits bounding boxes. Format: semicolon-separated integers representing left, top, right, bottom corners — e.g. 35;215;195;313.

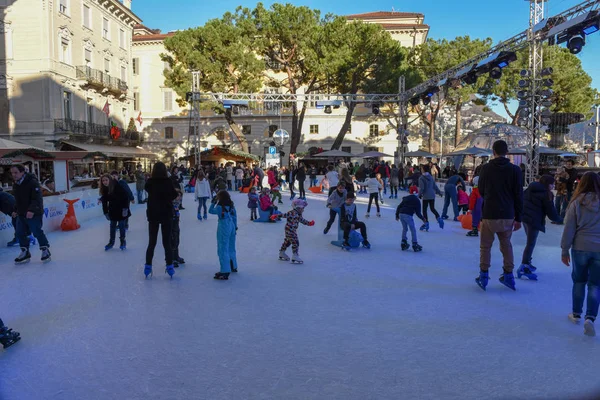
248;186;259;221
0;318;20;349
395;189;425;252
418;164;443;231
172;190;185;268
355;173;382;218
441;173;466;221
1;188;33;247
340;194;370;249
195;170;211;220
209;191;238;280
457;186;469;214
100;174;130;251
274;198;314;264
324;182;347;234
466;176;483;237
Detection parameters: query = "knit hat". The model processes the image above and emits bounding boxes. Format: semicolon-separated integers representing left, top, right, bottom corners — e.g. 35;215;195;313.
473;176;479;187
292;198;308;211
409;186;418;195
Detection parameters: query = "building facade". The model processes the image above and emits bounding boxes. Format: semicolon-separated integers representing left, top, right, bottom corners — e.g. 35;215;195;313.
0;0;141;149
132;11;430;165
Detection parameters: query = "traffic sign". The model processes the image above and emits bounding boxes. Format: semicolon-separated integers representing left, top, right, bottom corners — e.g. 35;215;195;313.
269;146;277;155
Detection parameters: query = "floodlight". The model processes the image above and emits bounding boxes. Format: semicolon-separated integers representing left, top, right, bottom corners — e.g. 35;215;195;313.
518;79;529;88
517;90;529;99
422;96;431;106
372;104;380;115
324;105;332;114
519;100;529;108
541;67;553;76
409;97;420;106
490;67;502;79
542;78;554;87
425;86;439;98
568;35;585;54
520;69;530;77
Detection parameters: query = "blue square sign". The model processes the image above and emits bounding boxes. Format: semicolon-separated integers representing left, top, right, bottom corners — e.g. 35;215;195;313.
269;146;277;155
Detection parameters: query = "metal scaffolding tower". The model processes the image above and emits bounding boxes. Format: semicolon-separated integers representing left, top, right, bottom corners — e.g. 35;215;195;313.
191;71;202;167
397;76;408;165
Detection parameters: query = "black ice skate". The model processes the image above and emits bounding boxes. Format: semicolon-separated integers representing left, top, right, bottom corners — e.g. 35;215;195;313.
40;247;51;263
14;247;31;264
230;260;237;273
214;272;230;280
279;251;290;261
401;239;410;251
466;228;479;237
362;240;371;249
0;325;21;349
341;241;352;251
412;243;423;252
119;239;126;251
291;253;303;264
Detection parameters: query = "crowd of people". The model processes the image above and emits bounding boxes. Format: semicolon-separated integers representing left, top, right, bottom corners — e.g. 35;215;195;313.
2;138;600;349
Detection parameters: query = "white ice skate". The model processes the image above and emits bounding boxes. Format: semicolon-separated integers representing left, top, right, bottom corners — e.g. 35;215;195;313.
584;319;596;337
365;212;370;218
279;251;290;261
291;253;303;264
376;212;381;217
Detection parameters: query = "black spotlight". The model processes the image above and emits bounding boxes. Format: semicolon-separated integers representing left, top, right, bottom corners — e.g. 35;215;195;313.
324;105;332;114
372;104;380;115
421;96;431;106
568;35;585;54
186;92;193;102
463;72;478;85
489;67;502;79
409;97;420;107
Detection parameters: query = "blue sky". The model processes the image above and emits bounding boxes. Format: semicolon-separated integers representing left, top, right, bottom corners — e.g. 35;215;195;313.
136;0;600;119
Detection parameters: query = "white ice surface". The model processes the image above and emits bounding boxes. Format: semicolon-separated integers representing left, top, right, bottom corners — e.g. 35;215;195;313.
1;190;600;400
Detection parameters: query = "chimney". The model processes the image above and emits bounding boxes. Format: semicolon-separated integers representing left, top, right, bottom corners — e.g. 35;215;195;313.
123;0;131;9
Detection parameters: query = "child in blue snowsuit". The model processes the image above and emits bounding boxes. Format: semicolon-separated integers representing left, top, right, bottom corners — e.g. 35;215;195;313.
209;191;238;280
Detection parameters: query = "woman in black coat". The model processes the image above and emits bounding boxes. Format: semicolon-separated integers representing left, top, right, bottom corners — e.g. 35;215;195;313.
144;162;178;278
100;174;130;251
296;163;306;200
518;174;563;280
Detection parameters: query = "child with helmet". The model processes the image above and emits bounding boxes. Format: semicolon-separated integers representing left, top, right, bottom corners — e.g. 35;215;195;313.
272;198;315;263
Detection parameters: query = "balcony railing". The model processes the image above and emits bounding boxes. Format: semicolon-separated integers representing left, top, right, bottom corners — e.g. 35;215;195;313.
54;119;140;141
76;66;128;95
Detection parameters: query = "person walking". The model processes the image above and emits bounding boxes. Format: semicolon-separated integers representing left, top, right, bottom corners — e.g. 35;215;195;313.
135;165;146;204
418;165;443;231
10;164;51;264
209;190;238;280
554;166;569;220
561;172;600;337
389;164;400;199
475;140;524;291
296;163;306;200
100;174;131;251
144;162;178;278
441;172;466;221
226;164;233;191
564;159;578;203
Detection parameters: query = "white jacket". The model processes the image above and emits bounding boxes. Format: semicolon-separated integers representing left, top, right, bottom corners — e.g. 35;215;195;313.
325;171;339;187
195;179;212;198
235;169;244;180
356;178;382;194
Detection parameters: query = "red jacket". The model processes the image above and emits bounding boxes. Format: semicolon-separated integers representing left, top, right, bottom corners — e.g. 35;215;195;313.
259;194;273;211
469;188;481;211
267;170;277;186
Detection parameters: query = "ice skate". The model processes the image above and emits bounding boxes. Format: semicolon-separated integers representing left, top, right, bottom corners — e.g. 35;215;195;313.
362;239;371;249
165;264;175;278
412;243;423;252
568;313;581;324
323;225;330;235
14;247;31;264
197;213;203;220
341;240;351;251
144;264;153;278
453;217;460;222
176;257;185;265
40;246;51;263
437;217;444;229
376;212;381;217
214;272;229;280
290;193;296;200
476;271;489;291
0;326;21;349
230;260;237;273
441;215;449;220
104;241;114;251
6;237;18;247
365;212;370;218
517;264;538;280
584;319;596;337
291;253;303;264
401;239;410;251
419;222;429;232
279;251;290;261
380;199;384;205
119;239;126;251
499;272;516;291
203;213;207;220
466;228;479;237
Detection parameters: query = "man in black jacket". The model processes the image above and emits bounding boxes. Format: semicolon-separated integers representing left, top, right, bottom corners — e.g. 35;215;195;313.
476;140;523;291
0;188;33;247
564;159;578;202
10;164;51;264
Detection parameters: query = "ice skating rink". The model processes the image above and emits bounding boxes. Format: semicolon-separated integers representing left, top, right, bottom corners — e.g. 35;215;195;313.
1;190;600;400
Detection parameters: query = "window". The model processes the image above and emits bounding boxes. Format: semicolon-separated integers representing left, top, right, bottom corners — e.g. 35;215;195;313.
163;91;173;111
102;18;110;40
342;146;352;154
83;5;91;28
164;127;173;139
369;124;379;137
63;92;72;120
104;58;110;74
59;37;71;64
242;125;251;135
120;66;126;82
119;29;126;49
59;0;68;15
86;103;93;125
84;48;92;67
133;92;139;111
268;125;278;137
309;124;319;134
132;58;139;75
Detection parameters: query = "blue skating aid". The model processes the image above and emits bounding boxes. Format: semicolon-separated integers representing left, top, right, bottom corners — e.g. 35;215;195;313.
253;208;281;223
331;208;363;249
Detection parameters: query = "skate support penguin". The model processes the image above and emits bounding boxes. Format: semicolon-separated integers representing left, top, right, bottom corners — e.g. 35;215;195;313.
274;199;314;264
338;193;370;251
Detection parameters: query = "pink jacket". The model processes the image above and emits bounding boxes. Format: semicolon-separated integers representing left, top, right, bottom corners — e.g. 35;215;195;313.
458;190;469;205
267;170;277;186
259;194;273;211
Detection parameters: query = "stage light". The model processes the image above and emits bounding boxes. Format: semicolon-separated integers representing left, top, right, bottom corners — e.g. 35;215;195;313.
542;78;554;87
583;20;600;35
541;108;552;118
541;99;552;107
425;86;439;98
463;72;478;85
517;90;529;99
520;69;530;77
518;108;530;118
222;99;249;109
324;105;332;114
422;96;431;106
567;35;585;54
519;100;529;108
409;97;420;107
517;118;529;127
490;67;502;79
372;104;380;115
541;67;553;76
542;117;552;125
518;79;529;88
540;89;554;98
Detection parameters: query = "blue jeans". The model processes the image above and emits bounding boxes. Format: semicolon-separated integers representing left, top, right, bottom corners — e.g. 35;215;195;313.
442;184;459;219
400;214;417;243
571;250;600;320
136;189;145;203
17;215;49;248
109;220;126;243
521;223;540;265
555;195;567;218
197;197;208;217
235;179;242;191
382;177;388;194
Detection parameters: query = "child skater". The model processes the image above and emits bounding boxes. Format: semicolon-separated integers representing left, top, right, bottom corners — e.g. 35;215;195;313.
172;189;185;268
271;182;283;204
259;187;278;218
324;181;347;234
340;193;370;249
457;185;469;215
274;198;314;264
100;174;130;251
195;170;211;220
467;176;483;237
355;173;382;218
396;188;425;252
376;172;385;205
247;186;259;221
209;191;238;280
0;317;20;349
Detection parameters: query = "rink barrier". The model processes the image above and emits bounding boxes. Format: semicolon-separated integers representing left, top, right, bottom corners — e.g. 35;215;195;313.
0;183;137;243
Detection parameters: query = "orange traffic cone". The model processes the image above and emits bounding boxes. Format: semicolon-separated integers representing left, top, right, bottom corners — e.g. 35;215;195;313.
61;198;81;231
